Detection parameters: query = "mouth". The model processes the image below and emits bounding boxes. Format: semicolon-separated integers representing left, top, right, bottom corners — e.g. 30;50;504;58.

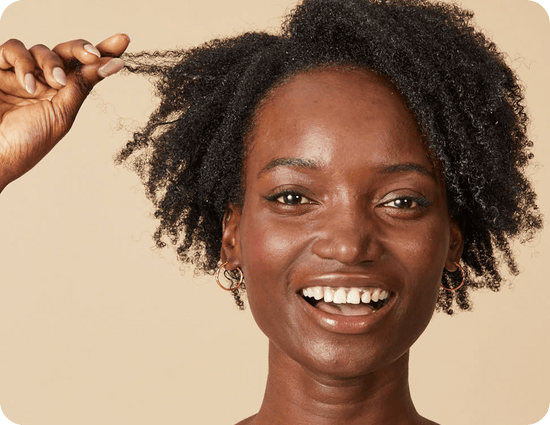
301;286;391;317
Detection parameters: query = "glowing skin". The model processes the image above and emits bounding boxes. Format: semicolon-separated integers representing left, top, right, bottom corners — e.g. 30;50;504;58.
0;33;464;425
222;68;463;425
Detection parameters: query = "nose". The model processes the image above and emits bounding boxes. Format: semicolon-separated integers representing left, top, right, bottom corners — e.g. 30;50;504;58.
311;202;383;265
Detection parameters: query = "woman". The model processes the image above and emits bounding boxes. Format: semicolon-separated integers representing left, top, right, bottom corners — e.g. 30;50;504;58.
0;0;547;424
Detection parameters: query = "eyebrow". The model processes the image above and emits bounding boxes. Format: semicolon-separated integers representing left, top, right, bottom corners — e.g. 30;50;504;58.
382;163;437;180
258;157;320;178
257;157;436;181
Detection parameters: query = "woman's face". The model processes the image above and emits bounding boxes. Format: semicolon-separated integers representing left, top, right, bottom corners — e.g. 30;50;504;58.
221;68;462;377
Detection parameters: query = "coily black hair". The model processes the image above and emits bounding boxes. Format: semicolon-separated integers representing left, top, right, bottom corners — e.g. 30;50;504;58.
116;0;542;314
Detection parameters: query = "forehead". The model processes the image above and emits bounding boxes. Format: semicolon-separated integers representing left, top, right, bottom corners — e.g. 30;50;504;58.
246;68;432;174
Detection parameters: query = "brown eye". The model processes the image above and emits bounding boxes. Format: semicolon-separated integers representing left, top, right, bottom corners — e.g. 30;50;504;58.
382;195;431;209
266;190;314;206
388;197;416;209
276;192;310;205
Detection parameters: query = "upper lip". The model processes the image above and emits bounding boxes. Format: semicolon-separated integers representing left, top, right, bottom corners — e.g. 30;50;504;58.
297;273;393;293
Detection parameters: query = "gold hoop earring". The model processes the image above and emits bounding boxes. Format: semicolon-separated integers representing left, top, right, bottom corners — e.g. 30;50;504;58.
215;262;244;291
442;262;465;291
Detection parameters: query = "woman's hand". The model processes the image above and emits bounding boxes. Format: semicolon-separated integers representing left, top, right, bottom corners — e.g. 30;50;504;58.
0;34;131;193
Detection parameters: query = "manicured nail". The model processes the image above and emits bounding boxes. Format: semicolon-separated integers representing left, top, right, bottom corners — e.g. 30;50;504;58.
120;32;132;42
52;67;67;86
24;73;36;95
98;58;125;78
84;43;101;58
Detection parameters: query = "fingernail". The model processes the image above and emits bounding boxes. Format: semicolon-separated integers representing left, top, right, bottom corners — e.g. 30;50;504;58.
120;32;132;42
84;43;101;58
52;67;67;86
98;58;125;78
24;73;36;95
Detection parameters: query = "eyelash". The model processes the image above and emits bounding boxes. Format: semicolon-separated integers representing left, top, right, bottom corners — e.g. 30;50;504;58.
265;191;431;211
265;190;313;206
381;195;432;210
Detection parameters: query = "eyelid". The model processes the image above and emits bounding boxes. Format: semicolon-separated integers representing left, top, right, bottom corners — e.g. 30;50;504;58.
264;187;316;205
378;191;432;208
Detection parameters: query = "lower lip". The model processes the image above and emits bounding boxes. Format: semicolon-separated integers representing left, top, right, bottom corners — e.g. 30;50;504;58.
299;295;394;335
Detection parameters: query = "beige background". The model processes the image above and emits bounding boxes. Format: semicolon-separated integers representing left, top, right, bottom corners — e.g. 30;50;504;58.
0;0;548;424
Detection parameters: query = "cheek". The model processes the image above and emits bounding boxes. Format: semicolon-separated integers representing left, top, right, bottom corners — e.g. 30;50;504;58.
242;227;284;271
238;210;314;341
238;212;295;311
239;211;308;283
389;211;449;272
389;219;449;317
237;217;288;341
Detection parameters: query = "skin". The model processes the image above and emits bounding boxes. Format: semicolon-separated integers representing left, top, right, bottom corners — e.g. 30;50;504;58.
222;69;463;424
0;34;130;193
0;38;462;425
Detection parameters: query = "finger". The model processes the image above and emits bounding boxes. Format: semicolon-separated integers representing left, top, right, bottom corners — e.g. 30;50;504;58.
0;39;38;94
0;69;44;98
29;44;67;89
51;33;131;66
52;39;102;66
81;56;125;84
51;56;124;123
95;33;131;58
48;34;129;129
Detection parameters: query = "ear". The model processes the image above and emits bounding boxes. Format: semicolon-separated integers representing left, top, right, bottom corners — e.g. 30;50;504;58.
220;204;242;270
444;217;464;272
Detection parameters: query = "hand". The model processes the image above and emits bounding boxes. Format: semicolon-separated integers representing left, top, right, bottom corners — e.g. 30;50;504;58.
0;34;131;192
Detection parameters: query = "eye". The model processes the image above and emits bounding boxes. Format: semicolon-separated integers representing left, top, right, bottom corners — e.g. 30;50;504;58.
266;190;314;205
275;192;311;205
386;197;418;209
381;195;432;209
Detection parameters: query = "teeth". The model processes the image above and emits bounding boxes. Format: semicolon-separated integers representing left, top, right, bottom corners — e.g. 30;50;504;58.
302;286;390;305
313;286;324;300
333;288;347;304
347;288;361;304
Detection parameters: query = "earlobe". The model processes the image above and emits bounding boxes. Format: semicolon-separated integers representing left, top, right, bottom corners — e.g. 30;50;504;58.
220;204;242;270
445;217;464;272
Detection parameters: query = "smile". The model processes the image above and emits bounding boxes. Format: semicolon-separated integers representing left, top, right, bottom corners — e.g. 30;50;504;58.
301;286;391;317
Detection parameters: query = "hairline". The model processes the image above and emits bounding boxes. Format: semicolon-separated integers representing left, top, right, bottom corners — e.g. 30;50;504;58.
235;62;441;208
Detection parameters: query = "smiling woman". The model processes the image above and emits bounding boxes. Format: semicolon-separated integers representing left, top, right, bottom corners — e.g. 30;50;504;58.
114;0;542;422
0;0;547;424
224;70;460;410
116;0;540;318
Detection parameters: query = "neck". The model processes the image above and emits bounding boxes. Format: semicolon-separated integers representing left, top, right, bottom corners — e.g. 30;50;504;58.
247;342;430;425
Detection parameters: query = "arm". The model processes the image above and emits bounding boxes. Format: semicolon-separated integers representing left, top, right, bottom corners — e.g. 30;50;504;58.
0;34;130;193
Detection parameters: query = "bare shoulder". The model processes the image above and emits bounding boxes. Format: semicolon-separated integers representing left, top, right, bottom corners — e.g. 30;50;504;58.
234;415;256;425
417;415;440;425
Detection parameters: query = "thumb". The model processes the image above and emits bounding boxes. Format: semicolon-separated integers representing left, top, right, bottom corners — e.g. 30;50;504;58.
51;57;124;124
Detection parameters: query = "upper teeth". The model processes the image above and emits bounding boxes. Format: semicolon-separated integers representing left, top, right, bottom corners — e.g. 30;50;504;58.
302;287;390;305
